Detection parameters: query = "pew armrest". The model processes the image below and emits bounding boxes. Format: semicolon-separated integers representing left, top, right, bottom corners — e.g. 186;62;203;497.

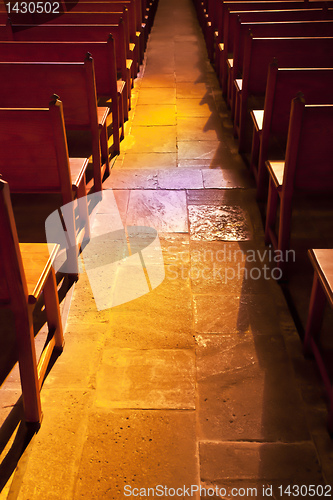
251;109;264;132
266;160;285;189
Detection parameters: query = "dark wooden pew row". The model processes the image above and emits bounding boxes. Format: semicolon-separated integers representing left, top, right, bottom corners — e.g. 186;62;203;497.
1;21;133;108
0;57;110;193
0;37;125;150
250;64;333;199
232;35;333;153
228;19;333;119
8;10;141;77
0;96;90;272
206;0;307;61
264;96;333;274
0;178;64;425
59;0;146;59
220;8;333;94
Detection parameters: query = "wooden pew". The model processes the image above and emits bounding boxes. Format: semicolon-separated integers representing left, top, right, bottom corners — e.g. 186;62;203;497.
0;179;64;425
231;18;333;112
0;96;90;273
23;10;141;76
58;0;146;62
250;64;333;199
233;34;333;153
3;20;133;109
221;8;333;96
0;56;110;193
264;96;333;274
0;37;125;150
211;0;306;63
304;248;333;434
36;10;140;76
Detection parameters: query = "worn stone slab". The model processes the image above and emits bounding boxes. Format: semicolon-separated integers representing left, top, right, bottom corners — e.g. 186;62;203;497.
188;241;275;295
199;442;324;486
103;169;159;190
202;168;254;189
177;116;223;141
158;168;203;189
188;203;253;241
95;348;196;409
137;87;176;105
74;410;199;500
176;82;211;99
140;73;176;88
196;334;310;442
187;189;265;240
119;152;177;170
124;126;177;153
132;104;177;126
126;190;188;232
193;293;282;336
97;265;194;349
17;389;94;500
176;97;215;118
177;141;227;161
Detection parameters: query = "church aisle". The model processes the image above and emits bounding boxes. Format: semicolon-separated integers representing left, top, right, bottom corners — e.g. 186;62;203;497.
4;0;332;497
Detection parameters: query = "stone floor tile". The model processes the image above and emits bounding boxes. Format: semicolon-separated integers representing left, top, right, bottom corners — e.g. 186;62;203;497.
199;442;324;486
74;410;199;500
188;241;274;295
17;389;94;500
193;294;250;334
124;125;177;153
95;348;196;409
137;87;177;105
103;169;159;190
188;204;253;241
193;293;282;336
187;189;265;240
177;116;223;141
177;141;227;161
176;98;214;117
126;190;188;232
176;82;212;99
119;152;177;169
158;168;203;189
131;104;177;126
140;73;176;87
196;333;310;442
202;168;254;189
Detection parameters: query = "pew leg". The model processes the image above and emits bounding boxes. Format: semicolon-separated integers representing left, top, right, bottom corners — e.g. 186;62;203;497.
265;178;278;246
100;122;111;173
250;128;260;180
303;272;326;357
77;177;91;243
43;267;65;351
16;312;42;425
278;194;292;265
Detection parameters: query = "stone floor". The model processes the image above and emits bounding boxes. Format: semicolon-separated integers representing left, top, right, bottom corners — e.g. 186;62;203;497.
1;0;333;497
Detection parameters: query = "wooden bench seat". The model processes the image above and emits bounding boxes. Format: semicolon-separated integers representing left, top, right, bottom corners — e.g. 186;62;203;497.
0;97;90;272
0;179;64;425
233;34;333;153
304;248;333;434
250;64;333;199
0;56;110;192
264;96;333;274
